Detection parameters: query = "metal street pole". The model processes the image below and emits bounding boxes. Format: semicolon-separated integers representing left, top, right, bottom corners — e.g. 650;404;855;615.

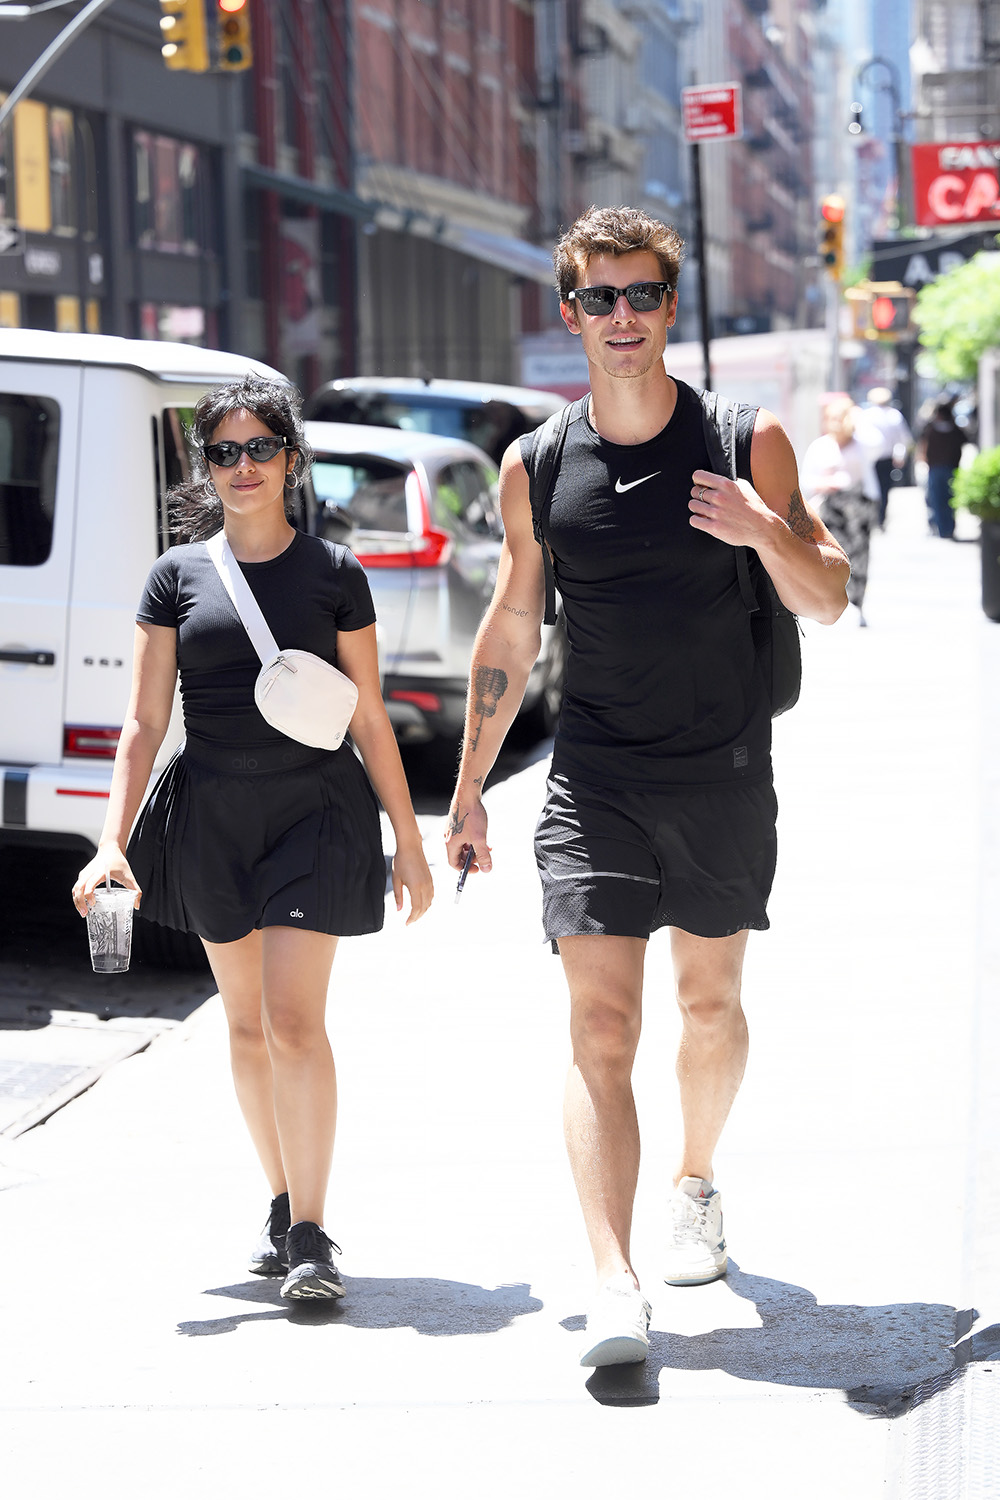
690;141;712;392
0;0;117;135
856;56;908;229
826;276;841;392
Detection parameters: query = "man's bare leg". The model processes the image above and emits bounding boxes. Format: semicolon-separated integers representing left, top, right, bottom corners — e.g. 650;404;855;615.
559;934;647;1287
669;927;750;1186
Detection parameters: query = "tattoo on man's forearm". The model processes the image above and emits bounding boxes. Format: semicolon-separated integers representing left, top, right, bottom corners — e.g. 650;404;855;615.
473;776;482;788
501;602;529;618
470;665;508;750
787;488;817;541
448;808;467;837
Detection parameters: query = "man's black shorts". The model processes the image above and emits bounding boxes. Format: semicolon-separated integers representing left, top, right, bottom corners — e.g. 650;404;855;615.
533;774;778;945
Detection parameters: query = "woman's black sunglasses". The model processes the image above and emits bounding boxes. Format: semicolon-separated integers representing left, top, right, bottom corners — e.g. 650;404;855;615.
203;436;288;467
567;281;673;316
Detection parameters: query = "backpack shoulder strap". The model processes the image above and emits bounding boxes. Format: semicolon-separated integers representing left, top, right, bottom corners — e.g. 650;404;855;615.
525;396;586;625
698;389;761;615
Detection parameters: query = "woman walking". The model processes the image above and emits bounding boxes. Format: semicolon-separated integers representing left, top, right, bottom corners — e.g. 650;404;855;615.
72;374;433;1300
801;396;879;626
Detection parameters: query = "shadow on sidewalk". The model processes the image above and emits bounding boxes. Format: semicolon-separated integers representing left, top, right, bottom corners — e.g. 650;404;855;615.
570;1263;1000;1416
178;1274;543;1338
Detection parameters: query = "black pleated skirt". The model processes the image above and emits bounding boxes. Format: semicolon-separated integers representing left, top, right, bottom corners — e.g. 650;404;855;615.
127;739;386;944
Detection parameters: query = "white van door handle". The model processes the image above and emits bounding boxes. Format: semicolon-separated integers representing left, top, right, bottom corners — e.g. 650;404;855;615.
0;649;56;666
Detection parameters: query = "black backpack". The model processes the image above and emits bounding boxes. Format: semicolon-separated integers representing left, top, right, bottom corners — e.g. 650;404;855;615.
524;389;802;718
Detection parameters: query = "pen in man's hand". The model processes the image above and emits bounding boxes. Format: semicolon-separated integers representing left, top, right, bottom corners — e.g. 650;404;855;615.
455;844;475;904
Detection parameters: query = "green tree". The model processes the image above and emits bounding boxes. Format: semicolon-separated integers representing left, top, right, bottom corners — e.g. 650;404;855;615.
914;249;1000;382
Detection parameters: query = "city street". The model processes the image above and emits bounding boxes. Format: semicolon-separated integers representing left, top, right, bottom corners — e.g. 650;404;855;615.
1;487;998;1498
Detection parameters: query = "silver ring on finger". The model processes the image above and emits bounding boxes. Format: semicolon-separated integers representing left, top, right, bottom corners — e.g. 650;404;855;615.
698;485;707;502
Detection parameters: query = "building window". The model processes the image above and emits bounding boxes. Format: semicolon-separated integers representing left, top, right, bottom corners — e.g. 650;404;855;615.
78;118;99;241
49;108;76;236
13;99;51;233
134;130;204;254
0;97;13;223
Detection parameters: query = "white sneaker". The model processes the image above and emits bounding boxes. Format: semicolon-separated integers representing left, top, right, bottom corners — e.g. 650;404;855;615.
578;1272;652;1367
663;1177;728;1286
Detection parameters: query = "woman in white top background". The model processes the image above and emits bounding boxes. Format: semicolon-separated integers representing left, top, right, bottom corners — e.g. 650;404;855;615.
800;395;880;626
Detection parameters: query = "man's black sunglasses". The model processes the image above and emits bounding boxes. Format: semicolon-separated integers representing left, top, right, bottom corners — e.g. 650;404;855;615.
567;281;673;316
202;436;288;467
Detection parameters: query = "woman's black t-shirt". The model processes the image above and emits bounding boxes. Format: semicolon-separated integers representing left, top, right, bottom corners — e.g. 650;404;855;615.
532;379;772;790
137;530;375;763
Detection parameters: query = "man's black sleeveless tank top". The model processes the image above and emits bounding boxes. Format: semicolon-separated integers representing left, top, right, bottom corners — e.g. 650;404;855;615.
535;378;771;790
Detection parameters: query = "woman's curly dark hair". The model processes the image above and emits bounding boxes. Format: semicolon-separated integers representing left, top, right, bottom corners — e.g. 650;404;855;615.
168;374;314;543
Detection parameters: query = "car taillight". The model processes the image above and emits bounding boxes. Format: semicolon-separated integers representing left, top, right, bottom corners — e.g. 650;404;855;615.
388;689;443;712
353;468;452;569
354;528;452;569
64;726;121;759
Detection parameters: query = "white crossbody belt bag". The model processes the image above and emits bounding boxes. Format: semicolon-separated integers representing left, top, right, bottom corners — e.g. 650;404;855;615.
205;532;358;752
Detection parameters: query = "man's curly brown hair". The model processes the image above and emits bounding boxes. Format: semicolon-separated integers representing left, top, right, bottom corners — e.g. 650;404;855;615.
553;205;685;304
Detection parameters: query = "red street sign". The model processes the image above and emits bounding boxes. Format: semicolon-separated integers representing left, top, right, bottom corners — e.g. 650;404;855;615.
682;84;743;144
911;142;1000;226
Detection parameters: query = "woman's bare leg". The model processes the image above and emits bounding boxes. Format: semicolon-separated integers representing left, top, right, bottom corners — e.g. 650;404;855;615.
260;926;339;1227
202;929;285;1195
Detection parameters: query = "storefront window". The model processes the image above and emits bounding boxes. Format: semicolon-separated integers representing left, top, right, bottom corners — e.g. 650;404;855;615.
139;302;205;344
55;295;80;332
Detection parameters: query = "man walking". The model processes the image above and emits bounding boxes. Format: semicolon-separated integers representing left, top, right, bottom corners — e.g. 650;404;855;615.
446;206;849;1368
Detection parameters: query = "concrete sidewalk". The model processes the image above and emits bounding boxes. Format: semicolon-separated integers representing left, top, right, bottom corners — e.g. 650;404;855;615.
1;489;998;1499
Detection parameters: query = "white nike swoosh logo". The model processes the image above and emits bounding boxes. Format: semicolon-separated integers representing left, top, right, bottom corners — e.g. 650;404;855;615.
615;472;661;493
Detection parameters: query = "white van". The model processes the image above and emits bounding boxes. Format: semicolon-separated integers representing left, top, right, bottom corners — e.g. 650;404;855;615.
0;330;289;884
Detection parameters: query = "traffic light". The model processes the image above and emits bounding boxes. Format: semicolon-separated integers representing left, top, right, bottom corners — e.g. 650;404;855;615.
868;284;914;340
819;194;846;280
216;0;253;71
159;0;209;72
843;282;915;341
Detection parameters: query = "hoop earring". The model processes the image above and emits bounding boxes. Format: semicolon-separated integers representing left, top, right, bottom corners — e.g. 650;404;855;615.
286;470;301;491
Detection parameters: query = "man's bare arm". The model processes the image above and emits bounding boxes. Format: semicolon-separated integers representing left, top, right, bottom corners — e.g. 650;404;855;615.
445;440;547;872
689;409;850;624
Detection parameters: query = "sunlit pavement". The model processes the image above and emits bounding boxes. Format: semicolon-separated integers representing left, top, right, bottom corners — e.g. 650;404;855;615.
1;487;997;1499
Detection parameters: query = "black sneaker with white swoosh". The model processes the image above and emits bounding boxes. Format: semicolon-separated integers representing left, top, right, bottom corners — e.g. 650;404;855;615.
281;1221;345;1300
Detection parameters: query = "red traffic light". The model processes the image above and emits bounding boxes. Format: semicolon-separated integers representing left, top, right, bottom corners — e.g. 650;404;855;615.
821;194;846;224
872;297;895;331
218;0;246;9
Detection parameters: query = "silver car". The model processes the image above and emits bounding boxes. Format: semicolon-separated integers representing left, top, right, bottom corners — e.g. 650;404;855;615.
303;377;564;465
305;421;565;745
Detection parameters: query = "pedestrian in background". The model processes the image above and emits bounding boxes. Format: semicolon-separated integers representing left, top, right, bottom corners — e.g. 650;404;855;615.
801;395;878;626
445;205;849;1369
917;397;966;540
72;375;433;1301
860;387;913;529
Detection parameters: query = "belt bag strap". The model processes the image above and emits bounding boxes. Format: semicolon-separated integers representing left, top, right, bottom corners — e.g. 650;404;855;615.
205;531;281;663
